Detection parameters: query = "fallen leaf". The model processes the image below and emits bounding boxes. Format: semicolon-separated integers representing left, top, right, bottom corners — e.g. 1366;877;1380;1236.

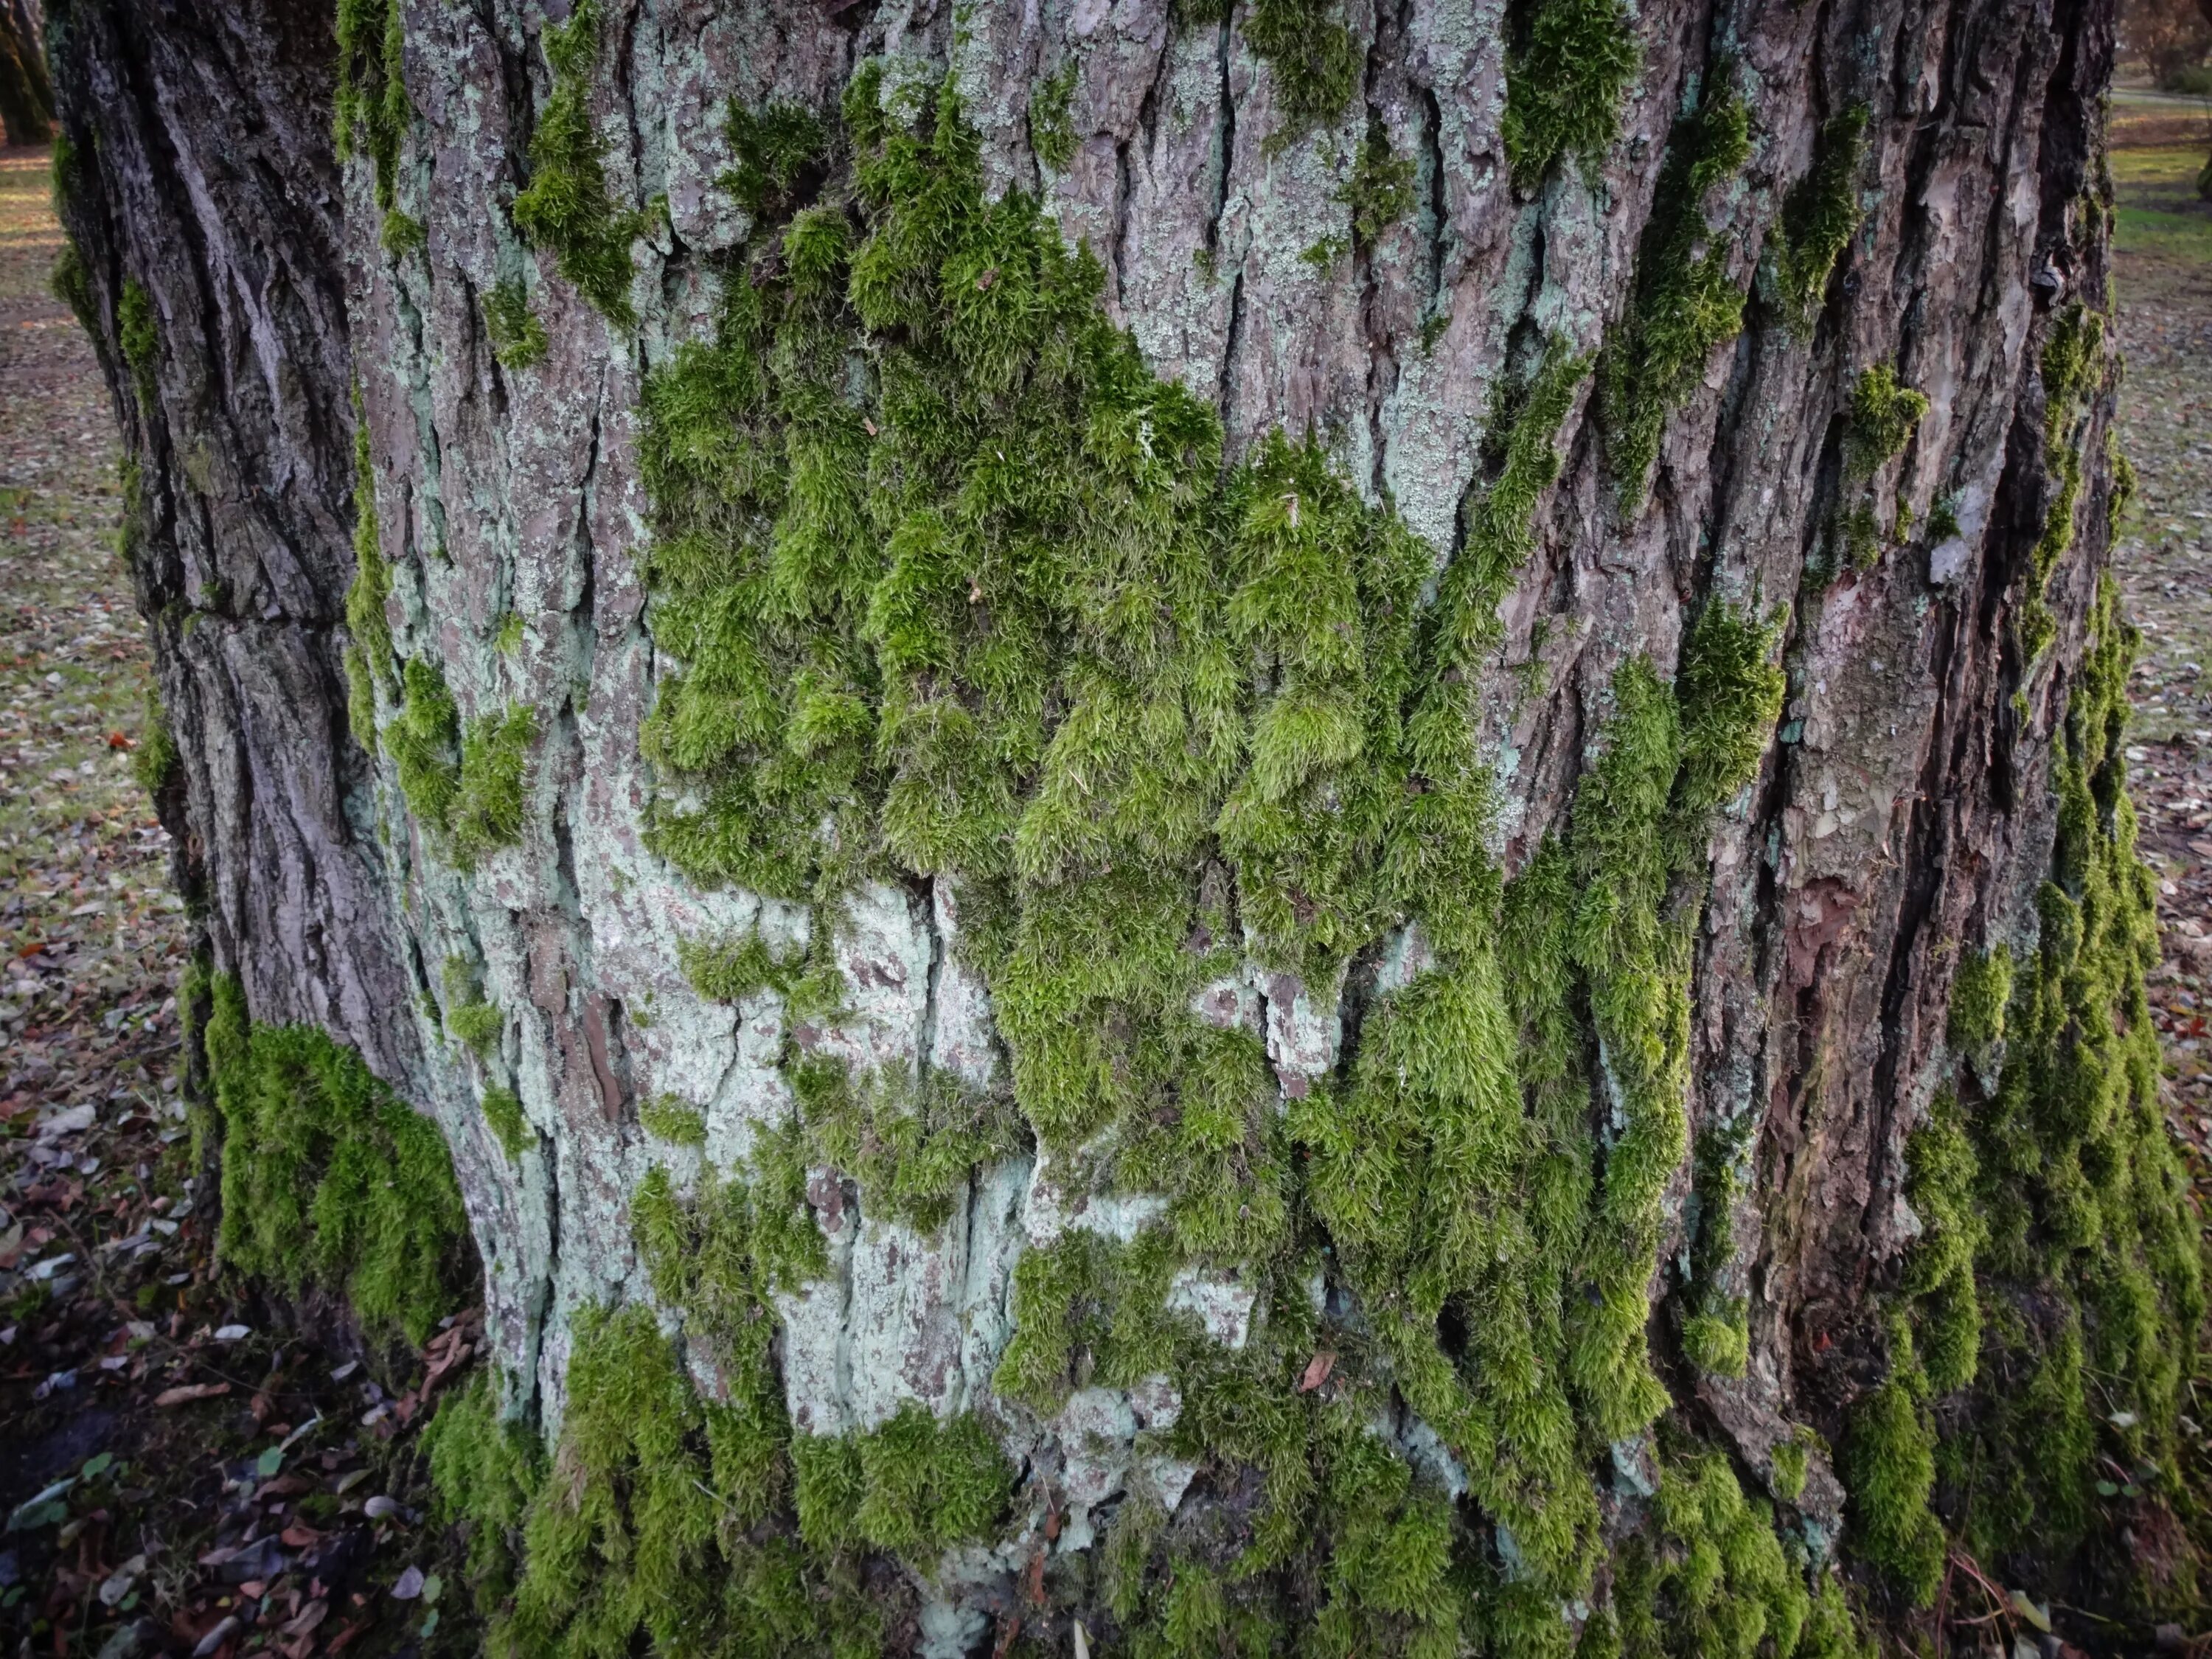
1297;1351;1336;1393
155;1382;231;1407
391;1564;425;1601
279;1599;328;1638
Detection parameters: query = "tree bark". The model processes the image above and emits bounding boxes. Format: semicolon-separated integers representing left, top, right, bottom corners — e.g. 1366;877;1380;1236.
49;0;2200;1649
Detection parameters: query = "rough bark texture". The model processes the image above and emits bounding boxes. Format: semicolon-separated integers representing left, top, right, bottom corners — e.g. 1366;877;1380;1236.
46;0;2193;1648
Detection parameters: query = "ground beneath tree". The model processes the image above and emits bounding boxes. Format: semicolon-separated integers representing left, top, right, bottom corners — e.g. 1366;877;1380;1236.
0;150;475;1659
0;100;2207;1659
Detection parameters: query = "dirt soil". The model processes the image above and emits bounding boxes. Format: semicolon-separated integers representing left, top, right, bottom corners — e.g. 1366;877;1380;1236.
0;95;2205;1659
0;149;475;1659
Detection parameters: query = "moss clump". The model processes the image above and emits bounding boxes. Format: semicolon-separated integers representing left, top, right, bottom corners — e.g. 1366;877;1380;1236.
512;0;644;325
723;100;829;220
1609;1447;1847;1659
1933;581;2203;1585
1501;0;1640;192
1600;77;1752;502
1900;1089;1983;1393
453;704;537;863
1770;106;1867;327
1029;63;1077;173
793;1059;1026;1234
448;998;504;1057
639;1094;708;1146
482;279;549;369
675;926;807;1004
334;0;414;246
423;1373;543;1618
480;1085;532;1160
202;972;470;1344
1947;944;2011;1050
2018;303;2107;660
1843;1317;1943;1606
1241;0;1360;146
1842;364;1927;481
1336;116;1416;240
117;276;157;408
386;657;462;829
794;1402;1015;1555
383;660;534;867
343;394;395;748
133;684;181;798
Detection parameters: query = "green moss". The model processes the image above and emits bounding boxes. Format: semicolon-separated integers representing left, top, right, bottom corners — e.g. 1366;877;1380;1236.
448;997;504;1057
1770;107;1867;327
1336;116;1416;240
481;1085;532;1160
2019;304;2107;659
344;392;395;748
386;656;462;830
1610;1447;1835;1659
723;100;829;220
133;684;181;798
512;0;644;325
848;1402;1013;1553
50;238;96;339
1029;63;1077;173
1600;78;1752;503
483;279;549;369
795;1060;1025;1234
202;972;469;1344
639;1095;708;1146
677;926;807;1003
383;661;532;866
1843;1317;1943;1606
424;1373;543;1618
1931;581;2204;1584
1947;945;2011;1050
1769;1437;1808;1504
452;703;536;863
334;0;414;246
1842;364;1927;481
1900;1089;1983;1393
1501;0;1640;192
117;277;157;408
1242;0;1360;146
380;208;426;258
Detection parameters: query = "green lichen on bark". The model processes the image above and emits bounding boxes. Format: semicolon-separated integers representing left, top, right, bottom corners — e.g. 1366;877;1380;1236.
512;0;644;325
1500;0;1641;193
1769;107;1868;328
1599;77;1753;503
201;972;470;1346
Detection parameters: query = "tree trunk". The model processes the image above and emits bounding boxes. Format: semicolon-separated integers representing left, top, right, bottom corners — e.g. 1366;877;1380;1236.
48;0;2202;1650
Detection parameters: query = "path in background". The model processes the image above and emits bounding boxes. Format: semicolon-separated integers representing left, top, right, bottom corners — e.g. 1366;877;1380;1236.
0;149;472;1659
2107;100;2212;1175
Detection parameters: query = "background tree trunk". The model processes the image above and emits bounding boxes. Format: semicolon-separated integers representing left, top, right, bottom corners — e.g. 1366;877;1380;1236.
47;0;2201;1649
